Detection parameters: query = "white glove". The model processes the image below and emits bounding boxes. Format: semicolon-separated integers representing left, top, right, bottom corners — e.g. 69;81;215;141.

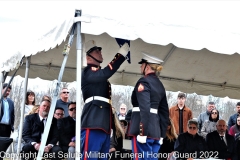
137;135;147;144
118;42;130;57
159;137;163;145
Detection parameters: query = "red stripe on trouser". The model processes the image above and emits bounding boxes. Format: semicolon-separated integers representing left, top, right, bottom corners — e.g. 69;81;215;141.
84;129;90;160
133;136;138;160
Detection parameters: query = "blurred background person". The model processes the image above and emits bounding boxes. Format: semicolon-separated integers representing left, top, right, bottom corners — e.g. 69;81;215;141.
229;116;240;137
198;102;215;132
54;107;64;119
174;119;208;160
24;90;35;115
200;109;219;139
158;118;177;160
118;103;127;120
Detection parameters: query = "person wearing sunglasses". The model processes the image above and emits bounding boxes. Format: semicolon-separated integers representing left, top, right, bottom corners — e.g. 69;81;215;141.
174;119;208;159
56;88;71;117
81;40;129;159
58;102;76;160
200;109;220;139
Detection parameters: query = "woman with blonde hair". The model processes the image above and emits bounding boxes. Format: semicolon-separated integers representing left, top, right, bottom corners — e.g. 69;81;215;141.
109;107;125;160
159;118;177;160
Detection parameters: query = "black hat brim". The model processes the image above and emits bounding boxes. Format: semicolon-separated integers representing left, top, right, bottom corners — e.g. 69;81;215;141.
138;59;148;64
87;46;102;54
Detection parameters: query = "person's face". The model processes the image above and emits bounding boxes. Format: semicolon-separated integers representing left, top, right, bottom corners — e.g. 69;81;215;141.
211;109;218;119
61;89;69;99
236;105;240;114
120;107;126;114
216;120;227;134
54;109;64;119
2;87;11;97
39;100;50;117
28;93;35;104
68;104;76;119
237;117;240;126
187;124;198;135
207;104;215;112
177;97;186;106
89;49;103;62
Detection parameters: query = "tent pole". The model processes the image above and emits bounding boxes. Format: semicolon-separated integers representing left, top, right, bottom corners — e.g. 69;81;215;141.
0;72;3;117
75;9;82;160
17;56;31;159
36;10;80;160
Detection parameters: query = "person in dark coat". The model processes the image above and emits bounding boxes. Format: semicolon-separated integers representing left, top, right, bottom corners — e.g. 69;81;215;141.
158;118;177;160
81;40;129;160
21;99;61;160
128;52;169;160
174;119;208;160
0;83;15;137
57;102;76;160
206;119;235;159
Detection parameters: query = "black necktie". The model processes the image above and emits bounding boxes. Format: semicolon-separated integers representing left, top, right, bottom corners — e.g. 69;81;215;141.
41;119;45;133
220;136;224;140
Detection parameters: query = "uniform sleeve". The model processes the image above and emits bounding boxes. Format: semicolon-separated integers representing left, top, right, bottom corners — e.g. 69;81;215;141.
158;94;169;138
84;53;125;83
136;81;151;136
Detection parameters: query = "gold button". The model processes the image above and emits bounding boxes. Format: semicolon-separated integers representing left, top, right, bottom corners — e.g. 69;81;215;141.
100;106;102;108
140;133;143;136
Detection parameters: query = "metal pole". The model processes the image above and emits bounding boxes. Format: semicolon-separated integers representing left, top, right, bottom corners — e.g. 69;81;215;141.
0;72;3;117
17;56;30;159
37;10;80;160
75;9;82;160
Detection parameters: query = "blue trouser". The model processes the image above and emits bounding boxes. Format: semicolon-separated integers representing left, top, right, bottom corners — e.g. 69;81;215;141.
132;136;160;160
81;129;110;160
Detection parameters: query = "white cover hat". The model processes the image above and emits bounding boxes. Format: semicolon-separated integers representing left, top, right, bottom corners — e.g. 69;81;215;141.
138;52;163;65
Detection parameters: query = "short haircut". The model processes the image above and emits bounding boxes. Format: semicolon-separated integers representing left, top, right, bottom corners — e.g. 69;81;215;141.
41;99;51;104
178;92;186;98
55;107;64;113
3;83;12;90
208;101;215;105
187;119;198;128
236;102;240;106
41;95;52;102
68;101;76;108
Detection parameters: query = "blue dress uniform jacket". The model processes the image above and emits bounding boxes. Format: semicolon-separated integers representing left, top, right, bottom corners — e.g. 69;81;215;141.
128;73;169;139
81;53;125;134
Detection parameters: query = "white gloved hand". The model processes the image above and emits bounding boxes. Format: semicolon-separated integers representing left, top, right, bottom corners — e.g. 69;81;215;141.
118;42;130;57
159;137;163;145
137;135;147;144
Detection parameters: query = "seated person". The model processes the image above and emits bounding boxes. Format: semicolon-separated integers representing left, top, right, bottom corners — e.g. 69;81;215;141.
174;119;208;160
57;102;76;160
206;119;235;159
21;99;61;160
159;118;177;160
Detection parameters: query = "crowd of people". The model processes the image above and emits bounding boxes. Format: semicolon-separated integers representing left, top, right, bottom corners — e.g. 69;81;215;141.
1;40;240;160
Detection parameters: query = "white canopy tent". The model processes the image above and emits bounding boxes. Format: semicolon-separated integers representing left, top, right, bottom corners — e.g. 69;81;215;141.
1;1;240;99
1;1;240;159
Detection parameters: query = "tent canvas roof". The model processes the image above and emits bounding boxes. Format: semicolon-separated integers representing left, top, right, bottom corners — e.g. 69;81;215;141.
1;1;240;98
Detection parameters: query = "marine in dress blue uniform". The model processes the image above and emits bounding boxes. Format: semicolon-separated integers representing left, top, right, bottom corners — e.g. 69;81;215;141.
81;40;129;160
128;53;169;160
